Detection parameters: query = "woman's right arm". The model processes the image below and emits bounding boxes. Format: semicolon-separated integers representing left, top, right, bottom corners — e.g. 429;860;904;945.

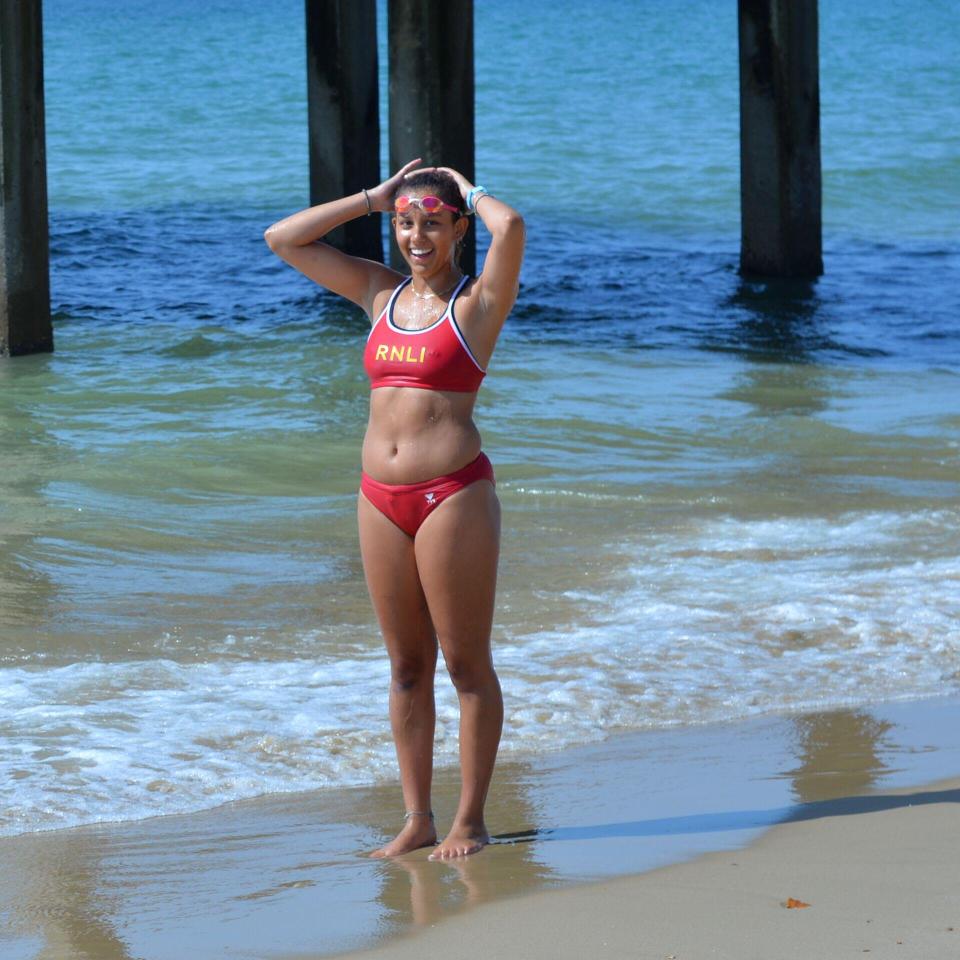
264;159;421;318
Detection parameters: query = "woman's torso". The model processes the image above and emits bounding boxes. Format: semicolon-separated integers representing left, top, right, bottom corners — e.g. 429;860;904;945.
361;276;492;484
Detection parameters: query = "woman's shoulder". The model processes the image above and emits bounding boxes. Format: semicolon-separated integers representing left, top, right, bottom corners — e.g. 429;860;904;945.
369;272;411;324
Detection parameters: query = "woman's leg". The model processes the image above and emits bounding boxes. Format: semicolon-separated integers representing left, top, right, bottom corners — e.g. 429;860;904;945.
413;480;502;859
358;492;439;857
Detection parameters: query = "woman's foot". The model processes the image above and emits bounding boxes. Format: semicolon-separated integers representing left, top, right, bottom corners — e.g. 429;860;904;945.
369;812;437;859
427;821;490;860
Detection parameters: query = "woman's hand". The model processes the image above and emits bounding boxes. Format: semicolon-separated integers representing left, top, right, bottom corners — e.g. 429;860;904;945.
435;166;475;204
367;158;423;213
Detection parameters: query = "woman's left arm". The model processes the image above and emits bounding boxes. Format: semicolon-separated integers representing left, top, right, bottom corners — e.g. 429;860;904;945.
438;168;525;324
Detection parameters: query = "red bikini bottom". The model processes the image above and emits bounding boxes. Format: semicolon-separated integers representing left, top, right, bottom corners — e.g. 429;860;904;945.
360;452;495;537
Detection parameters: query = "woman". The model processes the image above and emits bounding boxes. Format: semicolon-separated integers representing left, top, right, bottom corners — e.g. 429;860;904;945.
264;160;525;859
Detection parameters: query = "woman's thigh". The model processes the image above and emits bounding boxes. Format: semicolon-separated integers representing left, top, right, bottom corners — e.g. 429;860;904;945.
358;492;436;662
413;481;501;660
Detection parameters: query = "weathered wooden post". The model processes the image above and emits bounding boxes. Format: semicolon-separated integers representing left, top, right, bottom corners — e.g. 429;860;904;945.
738;0;823;278
388;0;475;274
0;0;53;357
306;0;382;261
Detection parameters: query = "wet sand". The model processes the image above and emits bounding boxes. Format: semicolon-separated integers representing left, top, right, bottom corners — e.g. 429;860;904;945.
1;695;958;959
344;776;960;960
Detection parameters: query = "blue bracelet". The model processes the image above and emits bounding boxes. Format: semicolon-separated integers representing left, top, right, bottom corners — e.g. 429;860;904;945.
467;186;489;214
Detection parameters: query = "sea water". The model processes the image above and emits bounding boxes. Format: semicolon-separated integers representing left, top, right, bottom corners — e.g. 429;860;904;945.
0;0;958;835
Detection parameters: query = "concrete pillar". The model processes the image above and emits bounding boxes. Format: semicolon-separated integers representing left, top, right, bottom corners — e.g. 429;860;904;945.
306;0;381;261
388;0;475;274
738;0;823;278
0;0;53;357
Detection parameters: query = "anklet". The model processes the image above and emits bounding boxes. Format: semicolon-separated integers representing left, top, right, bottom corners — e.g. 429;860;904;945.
403;810;434;822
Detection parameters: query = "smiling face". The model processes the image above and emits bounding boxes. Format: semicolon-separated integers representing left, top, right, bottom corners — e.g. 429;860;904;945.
393;191;468;277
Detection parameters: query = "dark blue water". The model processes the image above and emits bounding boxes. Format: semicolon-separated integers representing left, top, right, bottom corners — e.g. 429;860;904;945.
50;207;960;366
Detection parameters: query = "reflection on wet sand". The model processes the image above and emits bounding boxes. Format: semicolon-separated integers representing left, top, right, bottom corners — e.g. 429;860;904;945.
786;708;893;803
0;831;133;959
377;842;546;932
0;751;554;957
370;757;555;930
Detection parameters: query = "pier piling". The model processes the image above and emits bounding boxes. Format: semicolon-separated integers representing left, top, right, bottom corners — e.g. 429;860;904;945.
738;0;823;278
388;0;475;273
0;0;53;357
306;0;382;260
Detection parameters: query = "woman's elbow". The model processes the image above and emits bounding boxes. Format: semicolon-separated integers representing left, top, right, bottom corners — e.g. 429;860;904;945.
263;224;283;251
494;211;525;238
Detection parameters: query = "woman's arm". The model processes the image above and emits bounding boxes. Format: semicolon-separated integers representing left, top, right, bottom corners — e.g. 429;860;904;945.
437;167;525;324
264;159;421;318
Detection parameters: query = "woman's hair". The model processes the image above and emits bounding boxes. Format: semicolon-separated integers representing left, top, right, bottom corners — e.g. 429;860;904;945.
392;169;465;217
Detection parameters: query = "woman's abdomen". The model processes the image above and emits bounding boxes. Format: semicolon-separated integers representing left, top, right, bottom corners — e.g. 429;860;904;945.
361;388;482;484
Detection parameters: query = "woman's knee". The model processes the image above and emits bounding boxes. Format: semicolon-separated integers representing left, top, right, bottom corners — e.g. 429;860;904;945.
443;651;498;695
389;651;437;691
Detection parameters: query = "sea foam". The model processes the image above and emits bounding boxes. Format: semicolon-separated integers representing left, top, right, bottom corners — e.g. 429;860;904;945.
4;507;957;837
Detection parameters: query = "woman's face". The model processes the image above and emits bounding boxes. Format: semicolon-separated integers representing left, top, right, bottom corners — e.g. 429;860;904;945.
393;192;467;275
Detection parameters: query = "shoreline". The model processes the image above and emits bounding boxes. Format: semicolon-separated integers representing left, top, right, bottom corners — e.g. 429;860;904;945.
341;774;960;960
1;694;959;959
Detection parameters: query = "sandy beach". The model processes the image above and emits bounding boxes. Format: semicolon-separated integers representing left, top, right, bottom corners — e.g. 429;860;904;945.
6;3;957;959
343;777;960;960
1;695;958;959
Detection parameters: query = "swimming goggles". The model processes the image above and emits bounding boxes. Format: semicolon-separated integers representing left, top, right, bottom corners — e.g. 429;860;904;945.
394;195;459;214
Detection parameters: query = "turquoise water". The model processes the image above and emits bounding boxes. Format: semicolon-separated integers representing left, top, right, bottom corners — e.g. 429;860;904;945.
42;1;960;236
0;0;958;835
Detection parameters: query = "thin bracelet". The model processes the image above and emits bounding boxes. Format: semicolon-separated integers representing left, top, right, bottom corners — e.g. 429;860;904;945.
473;191;493;212
362;188;372;215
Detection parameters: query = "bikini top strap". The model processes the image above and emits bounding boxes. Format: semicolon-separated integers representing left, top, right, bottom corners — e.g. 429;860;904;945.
384;276;412;318
370;276;412;336
442;274;472;319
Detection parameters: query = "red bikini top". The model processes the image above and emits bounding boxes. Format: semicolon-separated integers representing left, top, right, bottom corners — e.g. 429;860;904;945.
363;276;486;393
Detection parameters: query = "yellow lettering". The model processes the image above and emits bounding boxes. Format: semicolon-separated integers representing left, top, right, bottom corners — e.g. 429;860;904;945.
376;343;427;363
